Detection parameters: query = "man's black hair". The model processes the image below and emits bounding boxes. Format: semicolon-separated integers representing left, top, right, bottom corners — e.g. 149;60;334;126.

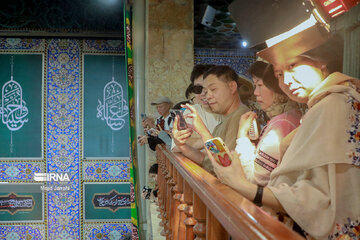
190;64;216;84
185;83;193;99
203;65;240;88
173;100;190;110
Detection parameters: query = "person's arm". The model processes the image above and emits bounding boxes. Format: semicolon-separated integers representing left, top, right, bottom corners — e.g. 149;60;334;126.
172;115;206;165
147;135;164;151
138;135;148;146
177;143;206;165
183;104;213;142
142;117;156;129
234;111;257;181
230;177;284;212
210;151;284;212
177;104;217;164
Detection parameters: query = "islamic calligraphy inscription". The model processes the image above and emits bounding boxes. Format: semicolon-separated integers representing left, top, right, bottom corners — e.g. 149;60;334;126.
92;190;131;212
0;193;34;215
1;79;28;131
97;79;128;131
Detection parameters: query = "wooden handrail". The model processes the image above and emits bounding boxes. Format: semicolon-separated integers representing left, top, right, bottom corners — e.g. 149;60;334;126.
156;144;304;240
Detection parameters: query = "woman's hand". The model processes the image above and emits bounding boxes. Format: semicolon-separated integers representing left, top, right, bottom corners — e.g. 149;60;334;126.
211;151;247;188
172;116;193;146
238;111;257;138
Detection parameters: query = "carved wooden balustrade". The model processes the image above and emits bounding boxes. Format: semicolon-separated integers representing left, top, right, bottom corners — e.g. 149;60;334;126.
155;145;305;240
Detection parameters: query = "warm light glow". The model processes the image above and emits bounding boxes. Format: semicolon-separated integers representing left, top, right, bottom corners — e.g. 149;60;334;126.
313;8;327;24
331;10;346;17
323;0;337;7
265;15;317;47
328;4;343;13
261;130;281;150
283;63;324;98
235;137;256;164
316;0;356;19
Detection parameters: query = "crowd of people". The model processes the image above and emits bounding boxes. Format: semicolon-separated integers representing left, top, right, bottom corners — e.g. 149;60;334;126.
138;23;360;240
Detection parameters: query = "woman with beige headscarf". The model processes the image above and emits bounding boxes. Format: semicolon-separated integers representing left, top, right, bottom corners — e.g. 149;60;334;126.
210;24;360;239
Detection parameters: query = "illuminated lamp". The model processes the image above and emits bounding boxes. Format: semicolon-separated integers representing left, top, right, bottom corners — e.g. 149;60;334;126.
311;0;360;19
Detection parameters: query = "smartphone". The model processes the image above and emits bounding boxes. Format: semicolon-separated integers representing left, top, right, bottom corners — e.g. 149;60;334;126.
204;137;232;167
174;110;188;130
146;128;157;136
249;118;259;141
141;113;147;120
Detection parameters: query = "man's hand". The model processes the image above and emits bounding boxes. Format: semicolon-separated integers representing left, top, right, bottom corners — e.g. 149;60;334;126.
149;128;160;137
238;111;257;138
172;116;193;146
182;104;212;141
142;117;155;129
138;135;148;146
141;191;147;200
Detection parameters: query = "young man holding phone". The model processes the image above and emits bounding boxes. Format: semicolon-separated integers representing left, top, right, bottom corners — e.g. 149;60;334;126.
173;65;250;173
171;64;223;152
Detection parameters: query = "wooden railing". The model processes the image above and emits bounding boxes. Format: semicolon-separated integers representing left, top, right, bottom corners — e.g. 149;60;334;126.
155;145;305;240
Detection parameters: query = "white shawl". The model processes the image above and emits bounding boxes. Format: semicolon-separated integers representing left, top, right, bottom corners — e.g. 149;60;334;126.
268;73;360;239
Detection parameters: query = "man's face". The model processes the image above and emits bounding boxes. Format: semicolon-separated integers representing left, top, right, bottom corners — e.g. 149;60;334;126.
203;74;234;115
193;75;210;110
156;102;170;117
149;173;157;182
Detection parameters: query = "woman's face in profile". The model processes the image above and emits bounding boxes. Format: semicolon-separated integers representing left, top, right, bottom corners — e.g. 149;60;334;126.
274;56;324;103
253;75;274;110
274;66;308;104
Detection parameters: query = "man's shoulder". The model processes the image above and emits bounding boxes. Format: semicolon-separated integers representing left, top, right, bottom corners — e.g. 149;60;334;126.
238;104;251;114
231;104;250;119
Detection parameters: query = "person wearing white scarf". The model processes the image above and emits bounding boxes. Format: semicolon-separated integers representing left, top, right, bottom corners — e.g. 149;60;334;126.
210;32;360;239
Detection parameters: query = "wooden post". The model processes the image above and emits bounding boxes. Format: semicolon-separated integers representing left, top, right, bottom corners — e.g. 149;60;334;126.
183;181;196;240
160;152;169;236
166;159;174;239
193;193;207;240
171;166;180;240
156;151;164;222
206;209;229;240
177;178;186;240
161;157;171;237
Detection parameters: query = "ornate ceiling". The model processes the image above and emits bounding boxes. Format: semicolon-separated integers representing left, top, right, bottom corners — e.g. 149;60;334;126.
0;0;124;37
194;0;243;49
0;0;248;49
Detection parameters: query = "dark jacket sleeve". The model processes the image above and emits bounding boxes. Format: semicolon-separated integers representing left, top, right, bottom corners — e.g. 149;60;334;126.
147;135;164;151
